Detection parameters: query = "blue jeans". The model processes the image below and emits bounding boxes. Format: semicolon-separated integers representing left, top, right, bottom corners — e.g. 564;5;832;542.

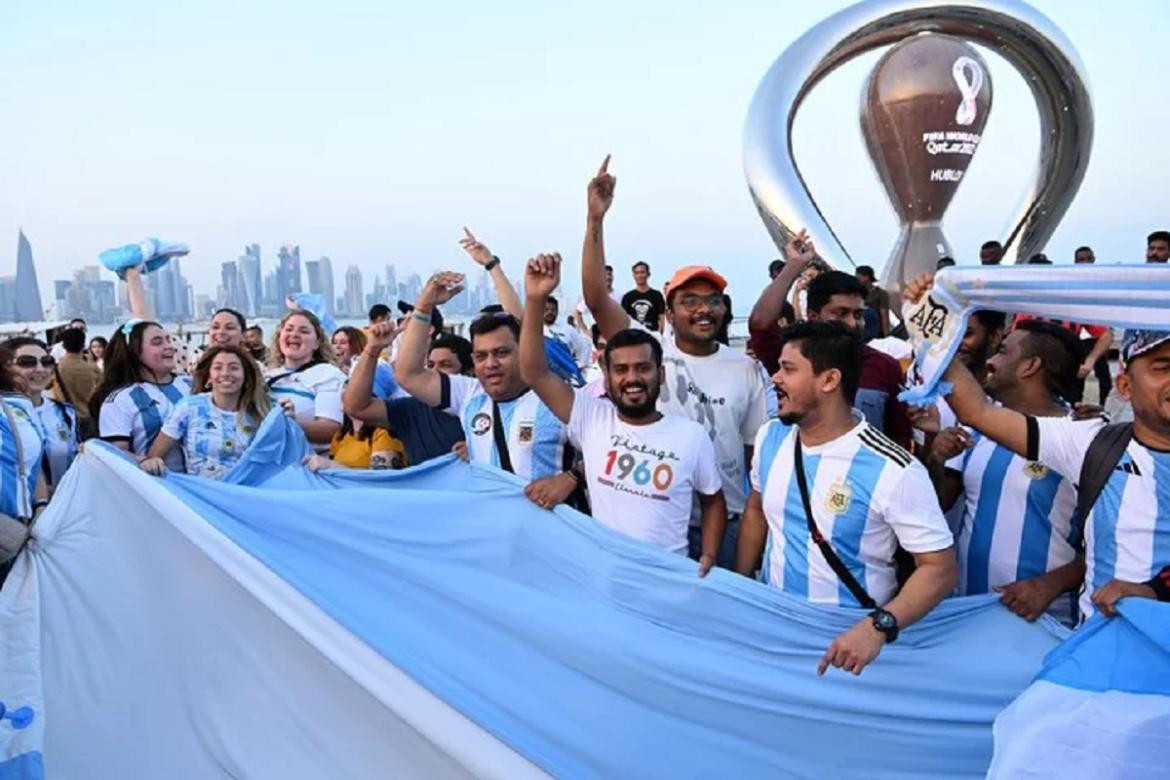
688;514;741;571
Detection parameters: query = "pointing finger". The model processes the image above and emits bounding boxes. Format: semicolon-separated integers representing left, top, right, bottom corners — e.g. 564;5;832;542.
599;154;611;175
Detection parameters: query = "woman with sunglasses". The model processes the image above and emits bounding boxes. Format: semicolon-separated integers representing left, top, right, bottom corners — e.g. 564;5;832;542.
1;342;48;583
140;345;272;479
90;319;191;470
2;337;79;490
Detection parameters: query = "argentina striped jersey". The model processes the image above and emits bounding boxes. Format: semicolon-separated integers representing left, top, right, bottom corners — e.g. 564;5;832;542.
955;428;1078;625
750;415;954;606
439;373;568;481
1;394;44;520
99;377;193;471
1029;415;1170;621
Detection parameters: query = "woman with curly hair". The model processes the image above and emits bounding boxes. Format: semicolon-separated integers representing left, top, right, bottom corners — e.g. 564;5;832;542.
265;309;346;451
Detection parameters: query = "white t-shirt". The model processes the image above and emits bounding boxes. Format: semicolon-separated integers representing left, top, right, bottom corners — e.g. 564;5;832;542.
639;325;772;515
266;362;345;451
751;416;953;606
439;373;568;481
956;427;1078;625
99;377;193;471
1030;415;1170;621
567;391;721;553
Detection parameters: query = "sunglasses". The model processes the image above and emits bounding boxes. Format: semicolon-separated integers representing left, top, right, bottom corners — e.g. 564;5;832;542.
14;356;56;369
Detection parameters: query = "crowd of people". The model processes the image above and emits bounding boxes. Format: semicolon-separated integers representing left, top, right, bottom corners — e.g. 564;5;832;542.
2;157;1168;676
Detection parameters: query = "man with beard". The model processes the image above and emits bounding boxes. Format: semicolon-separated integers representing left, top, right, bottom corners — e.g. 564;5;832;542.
520;252;727;574
735;320;956;676
905;273;1170;621
580;156;771;569
1147;230;1170;263
926;320;1085;626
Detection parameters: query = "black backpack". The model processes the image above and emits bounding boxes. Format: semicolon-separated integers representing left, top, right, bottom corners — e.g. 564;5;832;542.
1069;422;1133;550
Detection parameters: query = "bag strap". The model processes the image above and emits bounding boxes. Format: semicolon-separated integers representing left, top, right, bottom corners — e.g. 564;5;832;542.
794;436;877;610
491;401;514;474
1070;421;1133;550
265;359;323;388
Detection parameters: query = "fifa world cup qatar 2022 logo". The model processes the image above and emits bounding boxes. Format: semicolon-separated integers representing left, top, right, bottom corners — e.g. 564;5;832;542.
743;0;1094;293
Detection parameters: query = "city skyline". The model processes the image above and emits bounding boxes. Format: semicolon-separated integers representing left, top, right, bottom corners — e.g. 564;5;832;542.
0;230;504;324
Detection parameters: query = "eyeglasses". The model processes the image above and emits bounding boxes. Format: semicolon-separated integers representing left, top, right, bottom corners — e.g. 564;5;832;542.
14;356;56;369
676;294;727;312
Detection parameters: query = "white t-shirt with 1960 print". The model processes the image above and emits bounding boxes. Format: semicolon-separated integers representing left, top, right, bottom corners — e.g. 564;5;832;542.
568;391;721;553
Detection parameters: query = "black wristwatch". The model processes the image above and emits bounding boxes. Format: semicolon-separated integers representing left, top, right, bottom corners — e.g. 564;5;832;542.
869;608;899;644
484;255;501;272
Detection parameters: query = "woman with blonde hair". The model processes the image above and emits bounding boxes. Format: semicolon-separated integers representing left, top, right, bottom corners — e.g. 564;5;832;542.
141;345;271;479
265;309;346;451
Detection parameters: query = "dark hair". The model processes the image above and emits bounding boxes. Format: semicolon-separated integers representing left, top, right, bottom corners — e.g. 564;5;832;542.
430;307;445;333
468;312;520;344
61;328;86;353
244;325;263;336
769;259;785;277
4;336;49;354
1074;245;1093;255
0;343;20;392
546;296;559;309
89;320;167;419
776;320;862;404
937;256;956;269
1014;319;1082;401
604;265;614;273
88;334;108;351
479;303;505;315
69;318;87;328
1026;253;1052;265
368;303;392;322
604;328;663;367
590;323;603;348
981;240;1003;251
806;271;867;314
973;310;1007;335
430;333;474;374
855;265;876;280
632;261;650;273
1148;231;1170;245
212;308;247;330
778;301;797;326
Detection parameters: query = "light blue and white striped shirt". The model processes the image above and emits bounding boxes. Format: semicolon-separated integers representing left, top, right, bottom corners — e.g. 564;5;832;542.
161;394;260;480
440;374;568;481
955;429;1078;625
1031;415;1170;621
1;394;45;520
750;415;953;606
99;377;193;470
31;397;79;487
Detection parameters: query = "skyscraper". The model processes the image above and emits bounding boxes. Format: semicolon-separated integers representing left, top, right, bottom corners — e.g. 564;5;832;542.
277;244;302;302
305;256;335;315
0;276;16;322
239;244;262;317
385;263;398;304
14;230;44;321
221;261;244;311
344;265;364;317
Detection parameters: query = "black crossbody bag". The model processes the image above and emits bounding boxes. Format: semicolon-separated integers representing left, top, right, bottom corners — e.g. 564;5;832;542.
491;401;515;474
794;437;878;610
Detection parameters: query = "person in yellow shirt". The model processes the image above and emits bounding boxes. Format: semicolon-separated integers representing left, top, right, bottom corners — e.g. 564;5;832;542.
304;416;404;470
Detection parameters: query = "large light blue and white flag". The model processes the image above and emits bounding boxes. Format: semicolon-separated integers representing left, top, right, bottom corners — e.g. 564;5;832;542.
3;418;1068;778
900;265;1170;405
98;237;189;280
989;599;1170;779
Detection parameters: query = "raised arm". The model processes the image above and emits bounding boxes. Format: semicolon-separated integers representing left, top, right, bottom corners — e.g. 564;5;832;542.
1078;327;1113;380
395;272;465;408
124;265;154;320
519;253;574;424
342;323;396;426
460;227;523;320
748;229;816;332
904;273;1030;457
582;156;632;339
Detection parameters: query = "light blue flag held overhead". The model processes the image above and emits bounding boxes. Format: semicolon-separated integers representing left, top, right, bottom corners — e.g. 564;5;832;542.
97;237;190;280
288;292;339;335
899;264;1170;406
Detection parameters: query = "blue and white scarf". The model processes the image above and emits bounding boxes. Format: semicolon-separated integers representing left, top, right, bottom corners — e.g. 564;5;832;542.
99;238;189;280
900;264;1170;405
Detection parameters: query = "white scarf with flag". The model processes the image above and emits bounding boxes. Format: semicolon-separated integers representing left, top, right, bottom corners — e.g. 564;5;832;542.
900;264;1170;405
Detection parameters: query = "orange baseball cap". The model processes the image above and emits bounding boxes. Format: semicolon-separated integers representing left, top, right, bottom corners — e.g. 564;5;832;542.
665;265;728;300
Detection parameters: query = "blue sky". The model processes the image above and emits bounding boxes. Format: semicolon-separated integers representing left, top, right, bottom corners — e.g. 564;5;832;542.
1;0;1164;310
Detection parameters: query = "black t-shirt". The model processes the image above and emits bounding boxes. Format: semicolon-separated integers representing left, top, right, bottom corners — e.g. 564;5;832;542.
621;288;666;330
384;397;465;466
